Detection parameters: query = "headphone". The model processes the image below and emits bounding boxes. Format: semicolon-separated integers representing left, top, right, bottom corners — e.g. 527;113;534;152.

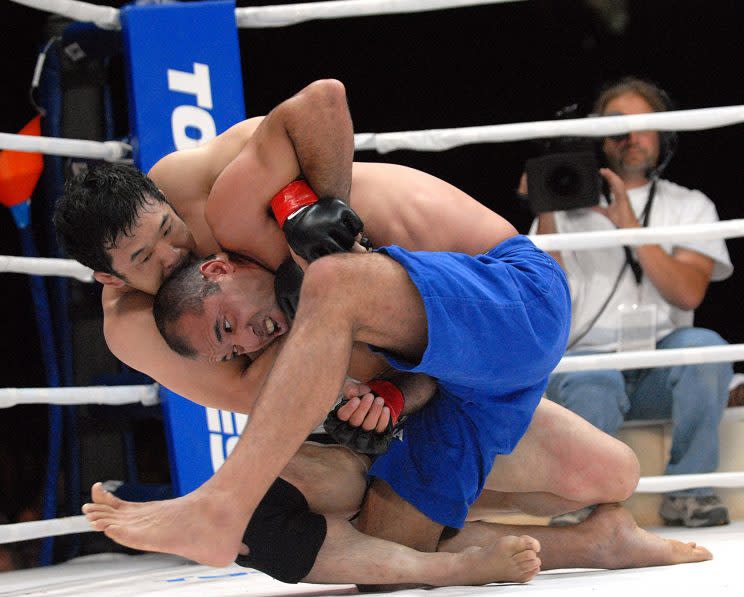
596;78;678;178
652;85;678;177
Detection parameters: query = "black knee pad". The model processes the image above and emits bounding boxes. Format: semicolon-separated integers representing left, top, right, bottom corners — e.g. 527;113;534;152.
235;477;327;584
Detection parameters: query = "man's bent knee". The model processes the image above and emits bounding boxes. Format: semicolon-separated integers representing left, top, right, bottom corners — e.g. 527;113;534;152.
575;440;639;504
300;254;364;314
597;441;639;503
550;427;640;505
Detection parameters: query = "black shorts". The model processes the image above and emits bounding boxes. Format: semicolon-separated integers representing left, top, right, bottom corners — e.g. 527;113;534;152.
235;476;327;584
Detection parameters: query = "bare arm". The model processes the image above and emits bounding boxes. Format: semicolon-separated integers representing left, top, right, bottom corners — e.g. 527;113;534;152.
352;163;518;257
102;287;278;413
205;79;354;268
385;371;437;416
149;117;265;215
634;245;713;310
597;168;713;310
103;285;389;412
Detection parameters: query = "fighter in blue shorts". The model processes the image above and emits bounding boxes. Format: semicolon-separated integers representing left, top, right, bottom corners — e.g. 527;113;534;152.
154;233;569;532
365;235;571;527
146;233;711;577
174;233;570;534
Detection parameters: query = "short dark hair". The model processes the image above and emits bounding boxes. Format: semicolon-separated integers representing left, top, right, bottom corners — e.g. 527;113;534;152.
593;76;671;115
153;255;221;358
54;163;168;277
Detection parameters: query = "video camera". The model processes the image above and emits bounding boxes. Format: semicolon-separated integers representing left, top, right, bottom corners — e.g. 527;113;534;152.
525;105;607;213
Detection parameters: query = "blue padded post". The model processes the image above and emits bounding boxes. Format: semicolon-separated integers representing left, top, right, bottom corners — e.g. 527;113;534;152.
121;0;245;170
120;0;246;495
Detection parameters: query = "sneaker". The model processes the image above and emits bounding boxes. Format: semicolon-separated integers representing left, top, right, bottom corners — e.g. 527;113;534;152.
549;505;595;526
660;495;730;528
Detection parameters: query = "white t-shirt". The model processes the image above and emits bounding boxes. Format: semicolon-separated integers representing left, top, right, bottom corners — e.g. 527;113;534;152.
529;179;733;352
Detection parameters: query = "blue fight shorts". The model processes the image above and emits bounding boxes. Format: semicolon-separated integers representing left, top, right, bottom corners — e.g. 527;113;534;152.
368;235;571;527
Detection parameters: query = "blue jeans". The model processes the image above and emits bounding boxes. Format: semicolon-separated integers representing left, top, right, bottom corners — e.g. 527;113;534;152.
547;327;732;497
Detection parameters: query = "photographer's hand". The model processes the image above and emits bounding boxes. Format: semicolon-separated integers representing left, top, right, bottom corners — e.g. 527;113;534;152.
593;168;641;229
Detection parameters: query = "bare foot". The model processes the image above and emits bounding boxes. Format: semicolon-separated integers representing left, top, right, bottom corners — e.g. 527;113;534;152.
449;535;541;586
576;503;712;569
82;482;245;567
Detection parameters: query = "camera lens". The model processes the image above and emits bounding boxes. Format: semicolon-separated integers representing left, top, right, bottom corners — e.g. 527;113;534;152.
547;165;580;197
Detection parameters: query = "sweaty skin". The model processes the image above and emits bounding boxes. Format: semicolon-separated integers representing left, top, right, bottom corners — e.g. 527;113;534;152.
81;80;711;584
103;134;515;413
87;80;543;586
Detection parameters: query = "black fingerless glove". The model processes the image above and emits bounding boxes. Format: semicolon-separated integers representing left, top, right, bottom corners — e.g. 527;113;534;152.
274;258;304;322
323;380;405;455
283;197;363;262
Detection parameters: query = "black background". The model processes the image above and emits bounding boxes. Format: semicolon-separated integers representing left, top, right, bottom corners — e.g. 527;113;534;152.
2;0;744;389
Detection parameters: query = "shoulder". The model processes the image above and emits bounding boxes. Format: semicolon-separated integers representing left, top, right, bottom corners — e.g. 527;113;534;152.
656;178;720;221
148;117;266;208
657;178;711;204
101;287;156;361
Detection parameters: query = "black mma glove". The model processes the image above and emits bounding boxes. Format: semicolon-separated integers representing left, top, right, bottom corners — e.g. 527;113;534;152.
274;258;304;322
271;180;363;262
323;380;406;455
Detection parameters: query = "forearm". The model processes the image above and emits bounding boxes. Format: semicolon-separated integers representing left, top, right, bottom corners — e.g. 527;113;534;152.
145;341;281;415
380;371;437;416
104;291;270;414
281;79;354;201
203;310;353;528
635;244;709;309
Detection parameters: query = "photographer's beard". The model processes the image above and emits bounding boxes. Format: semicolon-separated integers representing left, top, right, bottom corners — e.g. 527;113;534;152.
604;140;660;188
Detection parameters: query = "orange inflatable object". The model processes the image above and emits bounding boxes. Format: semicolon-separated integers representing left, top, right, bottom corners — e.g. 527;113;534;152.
0;115;44;208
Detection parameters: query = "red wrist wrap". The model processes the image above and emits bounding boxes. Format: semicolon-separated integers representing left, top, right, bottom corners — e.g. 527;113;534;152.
367;379;405;425
271;180;318;229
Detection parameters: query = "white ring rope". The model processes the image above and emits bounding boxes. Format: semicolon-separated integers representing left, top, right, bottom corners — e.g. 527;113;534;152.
555;345;744;374
0;385;160;409
235;0;525;28
636;472;744;494
1;219;742;281
0;515;91;545
3;469;744;544
9;0;121;29
354;105;744;153
0;346;738;407
4;109;741;160
623;405;744;429
0;256;93;282
10;0;524;31
5;109;740;159
529;220;744;252
0;132;131;162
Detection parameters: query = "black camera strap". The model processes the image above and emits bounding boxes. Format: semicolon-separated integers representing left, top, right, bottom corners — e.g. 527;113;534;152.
622;178;658;285
567;178;658;350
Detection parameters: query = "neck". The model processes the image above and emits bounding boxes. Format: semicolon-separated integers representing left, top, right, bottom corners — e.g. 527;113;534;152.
619;172;651;190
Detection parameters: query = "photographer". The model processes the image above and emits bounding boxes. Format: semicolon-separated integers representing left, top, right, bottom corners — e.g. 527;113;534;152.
528;77;733;528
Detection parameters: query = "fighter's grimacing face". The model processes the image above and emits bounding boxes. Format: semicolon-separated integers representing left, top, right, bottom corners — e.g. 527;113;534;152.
107;198;195;295
602;91;661;178
179;263;289;363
